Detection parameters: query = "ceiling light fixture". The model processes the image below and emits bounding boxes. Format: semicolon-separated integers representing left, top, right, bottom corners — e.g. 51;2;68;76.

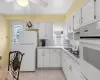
17;0;29;7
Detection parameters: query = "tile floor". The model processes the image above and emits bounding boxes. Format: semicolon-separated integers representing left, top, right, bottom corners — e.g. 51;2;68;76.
19;69;66;80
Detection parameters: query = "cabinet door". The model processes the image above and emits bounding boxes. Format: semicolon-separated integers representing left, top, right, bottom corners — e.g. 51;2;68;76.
64;20;68;38
37;53;44;67
45;23;53;39
82;0;95;24
96;0;100;19
61;51;65;70
39;23;46;39
50;52;61;67
74;10;81;30
43;52;49;67
68;17;74;33
66;66;77;80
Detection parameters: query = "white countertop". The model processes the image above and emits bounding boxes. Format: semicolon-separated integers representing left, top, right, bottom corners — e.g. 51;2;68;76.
37;46;80;64
37;46;64;49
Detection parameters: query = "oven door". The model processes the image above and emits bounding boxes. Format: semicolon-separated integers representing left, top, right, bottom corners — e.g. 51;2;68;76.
80;39;100;80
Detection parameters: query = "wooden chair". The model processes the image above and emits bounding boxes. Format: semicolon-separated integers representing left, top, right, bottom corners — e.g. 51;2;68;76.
8;51;25;80
5;71;13;80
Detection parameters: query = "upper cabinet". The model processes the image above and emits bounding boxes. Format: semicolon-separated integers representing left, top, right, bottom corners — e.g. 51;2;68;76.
39;22;53;39
73;10;82;30
45;22;53;39
63;20;68;38
82;0;95;24
39;23;46;39
68;16;74;33
95;0;100;19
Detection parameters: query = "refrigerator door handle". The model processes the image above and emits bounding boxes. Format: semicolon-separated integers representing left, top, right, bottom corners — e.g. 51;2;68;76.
20;43;34;45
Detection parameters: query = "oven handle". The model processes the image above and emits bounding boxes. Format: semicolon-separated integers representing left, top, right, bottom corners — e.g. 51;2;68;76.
81;73;88;80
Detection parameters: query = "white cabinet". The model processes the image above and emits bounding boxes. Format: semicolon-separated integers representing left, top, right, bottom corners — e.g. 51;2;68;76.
39;23;46;39
39;22;53;39
95;0;100;19
38;52;44;67
68;16;74;33
37;48;61;68
66;65;78;80
44;52;49;67
45;23;53;39
37;49;49;67
62;51;67;79
82;0;95;24
50;49;61;67
74;10;82;30
61;50;65;70
64;20;68;38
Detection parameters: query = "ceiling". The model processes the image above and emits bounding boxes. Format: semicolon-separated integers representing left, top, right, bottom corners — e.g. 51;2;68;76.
0;0;75;14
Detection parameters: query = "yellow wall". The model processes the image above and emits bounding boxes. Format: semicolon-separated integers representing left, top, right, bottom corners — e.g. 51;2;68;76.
65;0;87;19
5;14;65;22
0;15;10;66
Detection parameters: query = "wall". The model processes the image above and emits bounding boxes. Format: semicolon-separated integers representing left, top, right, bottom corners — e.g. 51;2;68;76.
5;14;65;22
0;15;10;66
0;15;10;79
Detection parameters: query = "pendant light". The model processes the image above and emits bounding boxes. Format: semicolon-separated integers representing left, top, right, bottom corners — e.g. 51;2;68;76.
17;0;29;7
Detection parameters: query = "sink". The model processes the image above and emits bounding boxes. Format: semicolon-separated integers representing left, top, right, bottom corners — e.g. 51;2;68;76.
64;48;72;51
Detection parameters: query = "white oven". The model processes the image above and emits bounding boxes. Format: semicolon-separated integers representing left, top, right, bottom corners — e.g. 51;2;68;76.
80;20;100;80
80;39;100;80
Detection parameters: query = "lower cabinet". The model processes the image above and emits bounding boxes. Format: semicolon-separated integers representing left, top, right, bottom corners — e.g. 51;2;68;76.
37;52;49;67
37;49;49;68
37;48;61;68
62;50;79;80
66;65;78;80
37;53;44;67
50;49;61;67
62;50;67;78
44;52;50;67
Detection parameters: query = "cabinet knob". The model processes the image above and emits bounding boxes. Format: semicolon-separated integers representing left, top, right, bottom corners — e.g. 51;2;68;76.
42;53;44;56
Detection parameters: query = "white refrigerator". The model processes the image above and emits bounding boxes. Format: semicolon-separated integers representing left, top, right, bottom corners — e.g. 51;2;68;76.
19;31;37;71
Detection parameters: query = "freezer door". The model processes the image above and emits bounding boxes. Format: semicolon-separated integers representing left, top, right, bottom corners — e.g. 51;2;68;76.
19;31;37;44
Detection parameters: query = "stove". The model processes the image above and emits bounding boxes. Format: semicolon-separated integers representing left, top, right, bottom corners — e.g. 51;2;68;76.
64;47;79;59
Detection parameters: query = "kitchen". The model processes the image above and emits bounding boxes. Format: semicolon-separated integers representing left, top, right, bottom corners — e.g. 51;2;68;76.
0;0;100;80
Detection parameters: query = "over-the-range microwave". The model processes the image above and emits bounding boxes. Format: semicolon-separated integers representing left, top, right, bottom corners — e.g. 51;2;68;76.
80;20;100;38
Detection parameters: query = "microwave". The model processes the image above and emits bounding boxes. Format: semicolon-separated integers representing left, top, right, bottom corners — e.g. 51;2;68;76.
80;20;100;38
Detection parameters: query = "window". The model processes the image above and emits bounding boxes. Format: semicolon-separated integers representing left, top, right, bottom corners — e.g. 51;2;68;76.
14;25;23;43
53;23;64;46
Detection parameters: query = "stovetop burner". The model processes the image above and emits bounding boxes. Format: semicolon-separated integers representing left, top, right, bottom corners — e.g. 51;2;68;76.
64;48;79;59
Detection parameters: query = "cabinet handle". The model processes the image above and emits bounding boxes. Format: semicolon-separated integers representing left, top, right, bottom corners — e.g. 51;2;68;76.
69;65;72;71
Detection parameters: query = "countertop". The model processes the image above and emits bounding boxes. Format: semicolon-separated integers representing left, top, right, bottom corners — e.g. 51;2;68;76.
37;46;64;49
37;46;80;65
